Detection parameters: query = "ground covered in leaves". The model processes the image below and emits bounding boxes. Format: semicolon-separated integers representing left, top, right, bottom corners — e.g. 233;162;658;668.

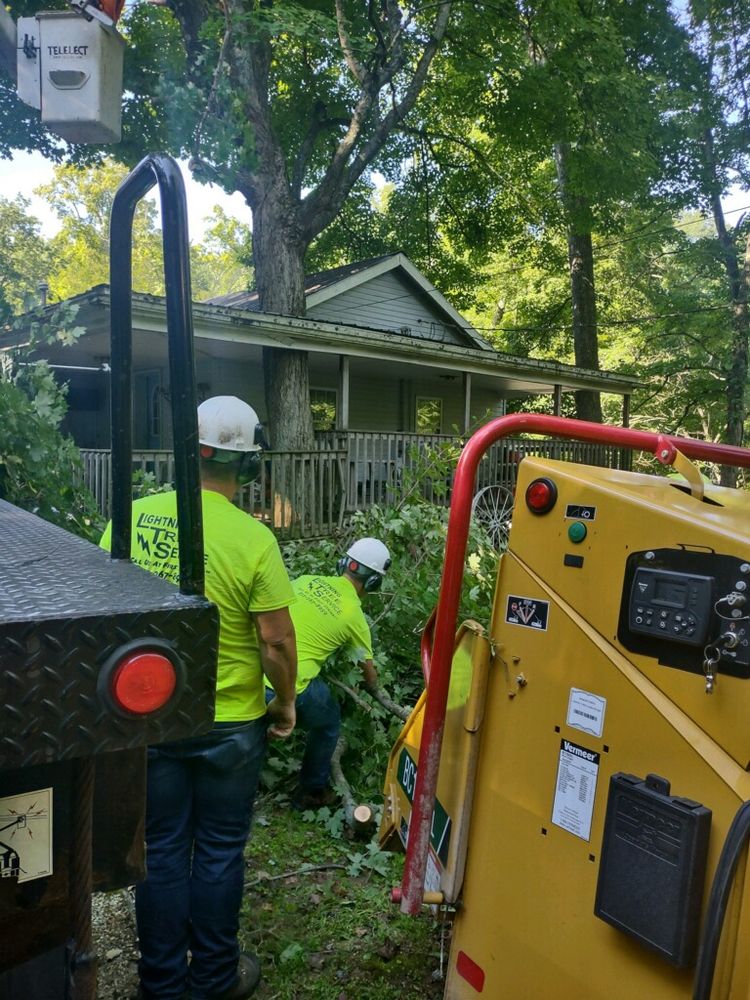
94;794;447;1000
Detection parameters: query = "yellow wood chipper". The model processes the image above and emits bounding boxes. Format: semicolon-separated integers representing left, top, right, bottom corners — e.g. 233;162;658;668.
380;415;750;1000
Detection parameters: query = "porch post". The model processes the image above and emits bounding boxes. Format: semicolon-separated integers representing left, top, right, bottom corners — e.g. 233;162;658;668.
337;355;350;431
622;393;631;428
553;383;563;416
462;372;472;434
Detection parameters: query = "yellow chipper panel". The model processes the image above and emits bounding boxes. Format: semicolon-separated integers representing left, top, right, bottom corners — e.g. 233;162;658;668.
381;455;750;999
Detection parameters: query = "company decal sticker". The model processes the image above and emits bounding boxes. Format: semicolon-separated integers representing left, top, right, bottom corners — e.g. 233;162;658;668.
566;688;607;738
397;748;452;868
505;595;550;631
551;739;599;841
565;504;597;521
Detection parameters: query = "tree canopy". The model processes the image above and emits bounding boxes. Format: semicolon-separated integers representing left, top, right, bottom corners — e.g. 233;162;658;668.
1;0;749;453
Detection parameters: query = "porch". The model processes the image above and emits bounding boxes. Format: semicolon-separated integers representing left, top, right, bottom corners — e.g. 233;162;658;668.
80;431;629;540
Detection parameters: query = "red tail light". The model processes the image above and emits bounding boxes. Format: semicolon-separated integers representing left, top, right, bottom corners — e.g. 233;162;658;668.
111;651;177;715
525;477;558;514
98;639;183;718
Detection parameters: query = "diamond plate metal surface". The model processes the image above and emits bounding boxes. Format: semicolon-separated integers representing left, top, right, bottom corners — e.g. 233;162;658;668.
1;500;218;769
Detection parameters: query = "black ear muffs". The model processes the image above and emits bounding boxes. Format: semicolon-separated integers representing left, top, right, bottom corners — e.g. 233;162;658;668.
238;451;262;484
338;556;383;592
362;572;383;593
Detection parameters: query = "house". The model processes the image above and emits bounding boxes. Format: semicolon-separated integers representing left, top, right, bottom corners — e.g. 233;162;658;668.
5;253;639;534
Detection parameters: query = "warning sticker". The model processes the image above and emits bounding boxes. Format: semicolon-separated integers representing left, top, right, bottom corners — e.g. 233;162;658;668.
565;504;597;521
505;595;549;631
566;688;607;738
551;739;599;841
0;787;53;883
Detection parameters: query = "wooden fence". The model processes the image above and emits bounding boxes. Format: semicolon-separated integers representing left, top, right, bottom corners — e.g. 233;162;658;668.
80;433;628;537
79;448;348;540
314;431;629;509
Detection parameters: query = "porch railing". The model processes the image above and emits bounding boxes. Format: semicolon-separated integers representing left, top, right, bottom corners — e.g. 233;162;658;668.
80;432;628;536
80;448;348;540
315;430;629;509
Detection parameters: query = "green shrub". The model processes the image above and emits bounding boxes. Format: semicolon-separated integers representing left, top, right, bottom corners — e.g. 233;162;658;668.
0;365;102;542
272;500;498;805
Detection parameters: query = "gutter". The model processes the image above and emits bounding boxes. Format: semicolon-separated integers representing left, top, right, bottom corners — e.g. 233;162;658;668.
8;287;642;396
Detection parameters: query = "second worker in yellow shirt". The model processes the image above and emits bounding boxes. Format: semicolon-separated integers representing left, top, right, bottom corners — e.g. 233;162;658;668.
266;537;391;810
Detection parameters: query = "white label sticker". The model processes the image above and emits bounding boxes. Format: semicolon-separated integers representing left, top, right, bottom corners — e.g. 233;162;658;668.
0;787;53;883
551;740;599;842
566;688;607;738
425;851;442;894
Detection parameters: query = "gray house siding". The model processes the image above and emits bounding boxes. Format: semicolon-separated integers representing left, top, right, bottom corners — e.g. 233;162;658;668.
306;271;469;347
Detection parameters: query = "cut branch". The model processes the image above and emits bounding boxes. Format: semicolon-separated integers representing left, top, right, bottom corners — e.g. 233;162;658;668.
330;737;355;827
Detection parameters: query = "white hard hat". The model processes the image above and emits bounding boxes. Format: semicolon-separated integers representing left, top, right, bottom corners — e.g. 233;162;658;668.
346;537;391;576
198;396;262;452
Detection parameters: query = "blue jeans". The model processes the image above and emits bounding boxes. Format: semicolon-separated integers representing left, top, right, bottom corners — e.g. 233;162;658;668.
266;677;341;791
135;720;267;1000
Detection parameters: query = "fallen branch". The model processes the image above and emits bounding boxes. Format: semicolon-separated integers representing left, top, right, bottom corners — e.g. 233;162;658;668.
330;678;410;722
244;863;347;889
330;738;375;838
370;686;410;722
330;737;355;827
330;678;374;714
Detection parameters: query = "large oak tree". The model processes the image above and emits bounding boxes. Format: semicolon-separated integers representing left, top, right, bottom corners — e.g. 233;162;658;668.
119;0;453;447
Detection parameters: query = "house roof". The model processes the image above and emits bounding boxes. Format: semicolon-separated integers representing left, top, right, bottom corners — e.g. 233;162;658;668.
6;286;640;397
205;252;493;351
206;255;396;308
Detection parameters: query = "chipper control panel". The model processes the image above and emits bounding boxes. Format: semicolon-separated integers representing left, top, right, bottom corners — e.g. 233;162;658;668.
621;550;750;679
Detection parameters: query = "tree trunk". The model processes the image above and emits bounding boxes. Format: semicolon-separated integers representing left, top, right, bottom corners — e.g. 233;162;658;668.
262;348;313;451
705;130;749;487
251;178;314;451
554;143;603;424
567;230;603;423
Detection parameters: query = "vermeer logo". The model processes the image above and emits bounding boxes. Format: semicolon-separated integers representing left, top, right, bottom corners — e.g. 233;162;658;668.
505;595;550;631
562;739;599;764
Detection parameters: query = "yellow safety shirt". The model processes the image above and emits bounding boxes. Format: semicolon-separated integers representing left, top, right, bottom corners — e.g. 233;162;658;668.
100;489;294;722
265;574;372;695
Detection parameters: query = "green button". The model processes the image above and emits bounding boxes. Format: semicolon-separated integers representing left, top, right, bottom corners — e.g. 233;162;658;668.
568;521;587;543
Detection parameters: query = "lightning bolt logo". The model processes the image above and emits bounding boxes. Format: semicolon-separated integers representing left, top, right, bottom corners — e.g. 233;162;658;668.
137;531;151;555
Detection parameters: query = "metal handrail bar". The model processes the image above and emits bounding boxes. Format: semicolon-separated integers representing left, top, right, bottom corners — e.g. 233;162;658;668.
109;155;203;595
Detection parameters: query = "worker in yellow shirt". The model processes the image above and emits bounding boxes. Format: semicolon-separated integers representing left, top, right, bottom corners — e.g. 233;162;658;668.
101;396;297;1000
267;537;391;810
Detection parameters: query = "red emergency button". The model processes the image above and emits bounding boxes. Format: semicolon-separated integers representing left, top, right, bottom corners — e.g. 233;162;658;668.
525;477;558;514
111;651;177;714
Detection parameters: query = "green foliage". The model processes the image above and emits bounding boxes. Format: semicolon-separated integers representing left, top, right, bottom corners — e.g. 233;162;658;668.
34;161;253;302
0;304;102;541
271;468;498;809
0;196;53;321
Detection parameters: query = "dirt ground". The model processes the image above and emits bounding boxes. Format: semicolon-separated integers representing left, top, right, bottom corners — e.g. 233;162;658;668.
92;801;446;1000
92;890;139;999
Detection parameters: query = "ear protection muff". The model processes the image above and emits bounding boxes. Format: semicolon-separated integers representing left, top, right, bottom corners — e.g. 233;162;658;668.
238;451;262;484
337;557;383;592
199;445;262;484
362;571;384;593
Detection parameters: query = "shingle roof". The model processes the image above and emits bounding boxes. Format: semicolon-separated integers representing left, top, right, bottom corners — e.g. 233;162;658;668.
204;254;397;310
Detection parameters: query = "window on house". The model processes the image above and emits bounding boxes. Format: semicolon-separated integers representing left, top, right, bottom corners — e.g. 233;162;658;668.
415;396;443;434
311;387;337;431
